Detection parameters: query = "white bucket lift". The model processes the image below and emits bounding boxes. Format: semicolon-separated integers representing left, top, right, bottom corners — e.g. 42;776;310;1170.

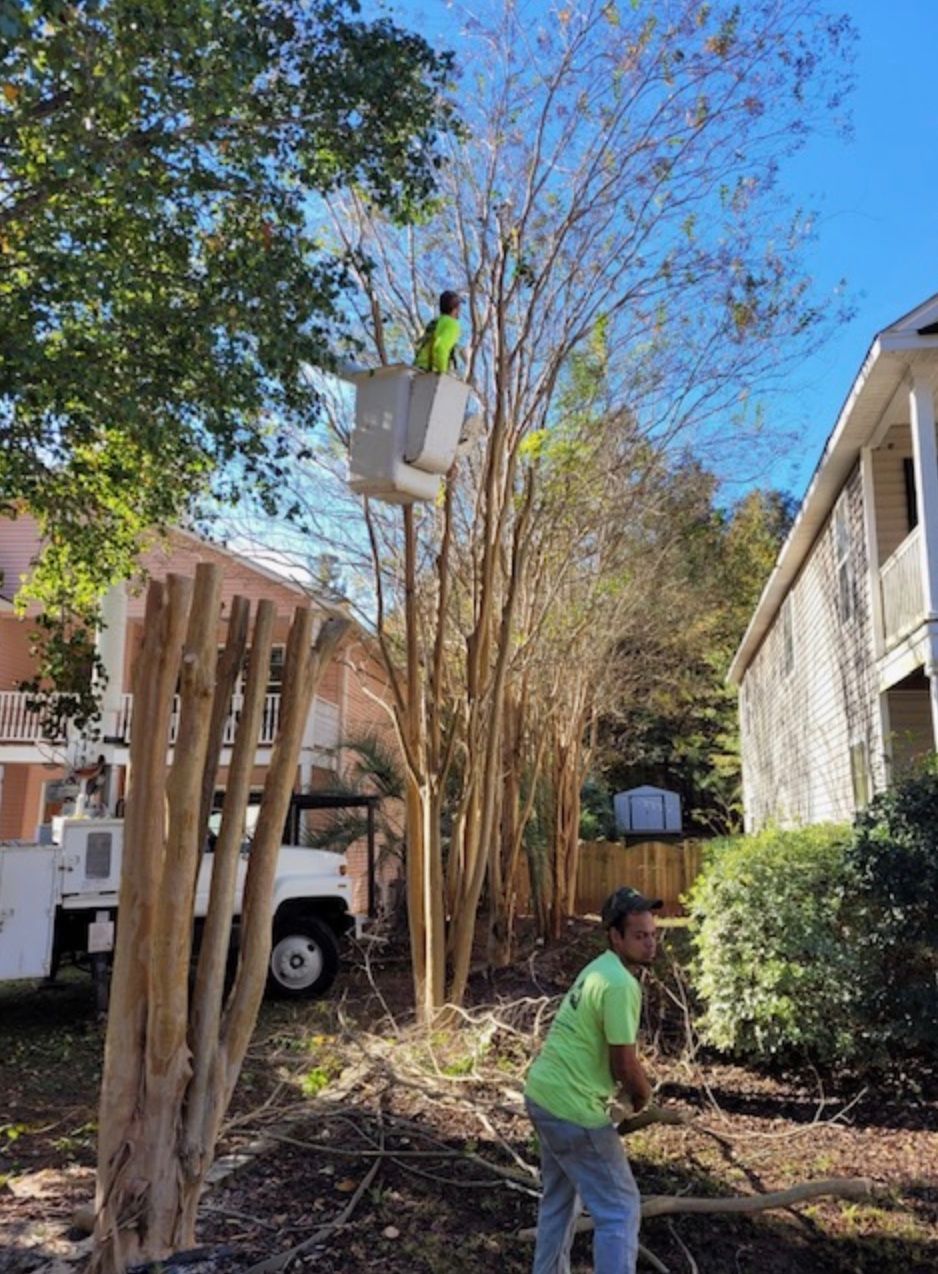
346;364;470;504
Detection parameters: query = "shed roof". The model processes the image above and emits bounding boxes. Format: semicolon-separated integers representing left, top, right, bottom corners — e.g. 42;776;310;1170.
728;292;938;687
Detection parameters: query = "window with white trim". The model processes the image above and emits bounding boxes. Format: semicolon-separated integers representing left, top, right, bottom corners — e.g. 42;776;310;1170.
833;499;854;623
225;644;286;695
267;644;285;694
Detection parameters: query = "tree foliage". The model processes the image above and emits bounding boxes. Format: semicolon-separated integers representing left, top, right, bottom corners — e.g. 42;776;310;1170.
220;0;855;1007
595;486;796;833
689;764;938;1068
0;0;453;703
688;823;861;1065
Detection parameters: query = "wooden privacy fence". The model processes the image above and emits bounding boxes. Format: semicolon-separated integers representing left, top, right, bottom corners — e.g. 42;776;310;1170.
575;839;704;916
514;839;705;918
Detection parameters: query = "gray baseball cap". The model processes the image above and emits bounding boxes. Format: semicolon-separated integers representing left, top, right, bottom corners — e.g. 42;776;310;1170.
600;886;662;929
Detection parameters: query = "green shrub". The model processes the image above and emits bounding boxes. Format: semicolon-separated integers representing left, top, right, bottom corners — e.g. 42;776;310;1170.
845;764;938;1051
687;824;862;1066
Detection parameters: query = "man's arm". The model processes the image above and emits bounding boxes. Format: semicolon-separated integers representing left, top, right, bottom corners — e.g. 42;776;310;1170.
609;1044;652;1112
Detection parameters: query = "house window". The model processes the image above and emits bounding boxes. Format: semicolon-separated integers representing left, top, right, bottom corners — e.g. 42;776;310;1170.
833;500;854;623
849;740;871;810
903;457;919;533
267;644;285;694
781;597;794;677
228;644;285;695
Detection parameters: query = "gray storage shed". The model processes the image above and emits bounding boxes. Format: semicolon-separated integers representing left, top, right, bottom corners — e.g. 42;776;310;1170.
613;785;682;836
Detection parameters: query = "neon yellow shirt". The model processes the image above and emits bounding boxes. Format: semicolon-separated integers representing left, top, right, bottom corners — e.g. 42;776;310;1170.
414;314;461;374
524;950;641;1128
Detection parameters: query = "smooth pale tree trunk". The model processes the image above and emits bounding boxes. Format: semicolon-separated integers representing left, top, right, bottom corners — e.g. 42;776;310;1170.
488;714;516;969
548;701;590;938
93;574;194;1274
92;571;349;1274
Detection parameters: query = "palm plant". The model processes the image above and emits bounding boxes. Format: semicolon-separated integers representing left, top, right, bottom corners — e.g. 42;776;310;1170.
300;733;405;876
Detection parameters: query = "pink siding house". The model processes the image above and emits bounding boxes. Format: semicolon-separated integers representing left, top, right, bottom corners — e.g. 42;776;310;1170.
0;514;396;903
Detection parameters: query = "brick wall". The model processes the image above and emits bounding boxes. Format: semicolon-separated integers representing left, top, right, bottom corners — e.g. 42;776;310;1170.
0;619;35;690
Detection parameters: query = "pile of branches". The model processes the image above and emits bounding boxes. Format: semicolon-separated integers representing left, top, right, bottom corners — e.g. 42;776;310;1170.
205;939;878;1274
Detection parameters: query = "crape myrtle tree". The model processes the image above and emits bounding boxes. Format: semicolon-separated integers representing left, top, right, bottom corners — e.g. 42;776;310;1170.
91;569;349;1274
0;0;455;727
317;0;854;1016
482;341;711;956
213;0;854;1013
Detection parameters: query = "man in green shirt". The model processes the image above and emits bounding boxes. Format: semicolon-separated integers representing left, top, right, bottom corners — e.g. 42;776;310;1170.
414;290;462;374
524;887;660;1274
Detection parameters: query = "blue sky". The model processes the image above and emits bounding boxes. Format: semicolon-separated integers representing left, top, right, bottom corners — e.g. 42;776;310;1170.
393;0;938;504
772;0;938;498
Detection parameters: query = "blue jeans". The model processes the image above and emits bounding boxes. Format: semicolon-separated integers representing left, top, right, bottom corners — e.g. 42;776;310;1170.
525;1098;641;1274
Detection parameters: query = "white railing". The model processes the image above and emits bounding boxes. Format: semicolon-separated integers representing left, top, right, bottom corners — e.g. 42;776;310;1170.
880;526;924;647
115;691;284;747
220;693;282;747
0;691;66;743
2;691;335;758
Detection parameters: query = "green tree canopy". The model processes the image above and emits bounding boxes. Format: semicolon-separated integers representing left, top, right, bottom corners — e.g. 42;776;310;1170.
0;0;453;702
595;484;796;833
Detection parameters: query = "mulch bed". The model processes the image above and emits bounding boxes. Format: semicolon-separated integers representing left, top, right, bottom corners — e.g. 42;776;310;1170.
2;921;936;1273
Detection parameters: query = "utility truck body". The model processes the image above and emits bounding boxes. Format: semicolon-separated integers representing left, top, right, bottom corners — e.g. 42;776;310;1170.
0;818;355;999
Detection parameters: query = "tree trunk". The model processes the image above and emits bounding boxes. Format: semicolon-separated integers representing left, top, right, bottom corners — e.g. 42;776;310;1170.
93;574;194;1274
488;692;520;968
92;577;349;1274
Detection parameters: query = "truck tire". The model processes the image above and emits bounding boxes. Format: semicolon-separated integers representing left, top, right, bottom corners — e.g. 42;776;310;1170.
267;915;340;999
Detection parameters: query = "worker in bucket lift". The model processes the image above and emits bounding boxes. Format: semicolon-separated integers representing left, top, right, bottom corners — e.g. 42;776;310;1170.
414;290;483;455
413;289;463;374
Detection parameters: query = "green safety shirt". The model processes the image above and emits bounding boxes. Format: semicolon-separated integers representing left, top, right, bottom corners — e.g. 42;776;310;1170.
524;949;641;1128
414;314;461;374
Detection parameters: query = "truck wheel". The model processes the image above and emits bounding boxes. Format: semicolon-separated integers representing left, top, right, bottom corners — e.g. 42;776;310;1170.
267;916;340;999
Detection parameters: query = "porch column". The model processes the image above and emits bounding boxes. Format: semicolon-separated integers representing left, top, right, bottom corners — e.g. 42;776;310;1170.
94;582;128;742
859;447;884;656
910;374;938;747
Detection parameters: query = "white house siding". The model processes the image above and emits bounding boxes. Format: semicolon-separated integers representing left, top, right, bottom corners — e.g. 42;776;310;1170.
739;464;885;831
872;424;915;563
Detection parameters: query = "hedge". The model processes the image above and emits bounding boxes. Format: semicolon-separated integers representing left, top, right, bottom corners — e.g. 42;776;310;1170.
687;767;938;1067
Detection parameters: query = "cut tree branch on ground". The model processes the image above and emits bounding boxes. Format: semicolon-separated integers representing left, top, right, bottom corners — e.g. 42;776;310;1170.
638;1245;671;1274
518;1177;879;1240
173;996;886;1273
241;1111;386;1274
667;1220;700;1274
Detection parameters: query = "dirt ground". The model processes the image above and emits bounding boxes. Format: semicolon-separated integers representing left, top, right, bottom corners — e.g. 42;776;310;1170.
1;920;936;1274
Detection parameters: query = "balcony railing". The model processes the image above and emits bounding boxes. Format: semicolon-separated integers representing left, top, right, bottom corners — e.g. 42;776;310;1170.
880;526;924;648
0;691;66;743
0;690;340;757
118;691;285;747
